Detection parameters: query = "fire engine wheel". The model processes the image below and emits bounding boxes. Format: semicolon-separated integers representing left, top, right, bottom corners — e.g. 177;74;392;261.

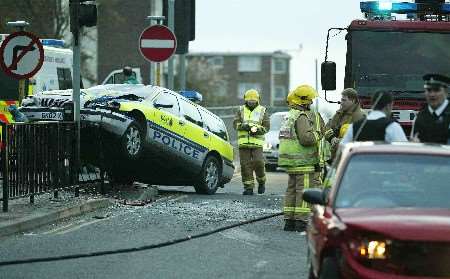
122;121;144;160
194;156;221;195
319;257;339;279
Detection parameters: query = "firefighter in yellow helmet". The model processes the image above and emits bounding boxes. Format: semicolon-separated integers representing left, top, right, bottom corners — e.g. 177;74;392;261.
278;85;326;231
233;89;270;195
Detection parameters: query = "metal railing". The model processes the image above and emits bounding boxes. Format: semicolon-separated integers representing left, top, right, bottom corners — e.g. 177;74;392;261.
1;122;79;212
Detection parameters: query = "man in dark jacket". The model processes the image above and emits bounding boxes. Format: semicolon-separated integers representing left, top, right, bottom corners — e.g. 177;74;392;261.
412;74;450;144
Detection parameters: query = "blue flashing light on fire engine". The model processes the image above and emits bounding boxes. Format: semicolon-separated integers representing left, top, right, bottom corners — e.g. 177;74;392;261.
40;39;65;48
361;1;450;15
180;90;203;103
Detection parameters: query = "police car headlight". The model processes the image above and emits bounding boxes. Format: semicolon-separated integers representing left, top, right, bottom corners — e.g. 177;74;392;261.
21;97;36;107
263;142;273;151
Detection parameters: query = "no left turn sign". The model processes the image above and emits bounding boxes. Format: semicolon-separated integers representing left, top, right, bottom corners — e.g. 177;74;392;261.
0;31;45;80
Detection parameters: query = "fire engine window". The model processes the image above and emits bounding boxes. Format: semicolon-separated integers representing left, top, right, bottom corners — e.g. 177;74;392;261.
57;68;72;90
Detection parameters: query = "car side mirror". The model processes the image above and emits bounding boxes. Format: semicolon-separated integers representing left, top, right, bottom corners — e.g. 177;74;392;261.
321;61;336;91
303;188;326;206
154;103;173;109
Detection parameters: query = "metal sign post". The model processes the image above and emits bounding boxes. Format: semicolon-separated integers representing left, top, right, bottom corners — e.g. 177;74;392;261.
138;24;177;86
168;0;175;90
146;16;166;85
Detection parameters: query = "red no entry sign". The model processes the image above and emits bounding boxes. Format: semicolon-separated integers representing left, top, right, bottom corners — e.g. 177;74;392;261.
139;25;177;63
0;31;44;80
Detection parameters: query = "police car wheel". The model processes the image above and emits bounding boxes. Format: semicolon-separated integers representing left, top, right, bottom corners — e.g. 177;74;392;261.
122;122;143;159
195;156;221;195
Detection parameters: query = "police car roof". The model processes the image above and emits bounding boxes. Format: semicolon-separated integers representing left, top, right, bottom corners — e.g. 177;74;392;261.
342;142;450;157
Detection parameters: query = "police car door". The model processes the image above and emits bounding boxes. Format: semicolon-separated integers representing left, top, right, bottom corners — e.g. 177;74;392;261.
179;99;210;171
149;91;186;161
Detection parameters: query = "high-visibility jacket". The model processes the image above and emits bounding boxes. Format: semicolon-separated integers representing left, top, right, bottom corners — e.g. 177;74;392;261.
278;109;321;173
237;105;266;147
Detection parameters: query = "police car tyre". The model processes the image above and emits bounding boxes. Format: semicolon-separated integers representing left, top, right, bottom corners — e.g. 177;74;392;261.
195;156;221;195
319;257;339;279
122;121;144;160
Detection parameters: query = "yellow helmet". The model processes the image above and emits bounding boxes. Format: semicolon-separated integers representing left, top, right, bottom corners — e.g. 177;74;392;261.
244;89;260;102
287;85;318;106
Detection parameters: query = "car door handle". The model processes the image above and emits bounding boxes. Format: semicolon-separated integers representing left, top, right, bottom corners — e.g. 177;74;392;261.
203;132;209;138
179;120;185;126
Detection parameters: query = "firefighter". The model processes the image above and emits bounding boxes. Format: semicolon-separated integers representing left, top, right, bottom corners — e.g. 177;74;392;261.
412;74;450;144
233;89;270;195
278;85;325;232
325;88;364;159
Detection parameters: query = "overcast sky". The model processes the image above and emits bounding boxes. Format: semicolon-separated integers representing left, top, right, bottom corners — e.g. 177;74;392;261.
190;0;365;104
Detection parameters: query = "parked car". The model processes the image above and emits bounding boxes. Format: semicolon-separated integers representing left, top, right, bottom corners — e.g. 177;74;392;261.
303;142;450;279
263;111;287;171
19;84;235;194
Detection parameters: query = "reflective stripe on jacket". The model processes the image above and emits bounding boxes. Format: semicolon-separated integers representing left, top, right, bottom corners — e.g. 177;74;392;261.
278;109;320;172
237;105;266;147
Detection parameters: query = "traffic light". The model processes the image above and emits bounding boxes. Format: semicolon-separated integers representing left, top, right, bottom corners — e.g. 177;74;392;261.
163;0;196;54
70;0;97;34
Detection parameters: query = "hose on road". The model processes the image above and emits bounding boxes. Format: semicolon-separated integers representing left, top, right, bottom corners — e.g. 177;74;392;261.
0;212;283;266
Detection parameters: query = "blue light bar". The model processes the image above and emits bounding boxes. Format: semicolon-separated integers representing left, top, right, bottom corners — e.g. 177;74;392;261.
442;3;450;13
361;1;417;14
40;39;65;47
180;90;203;103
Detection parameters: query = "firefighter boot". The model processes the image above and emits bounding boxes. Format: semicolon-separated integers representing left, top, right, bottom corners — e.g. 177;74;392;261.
243;189;254;195
295;220;307;232
284;220;295;231
257;183;265;194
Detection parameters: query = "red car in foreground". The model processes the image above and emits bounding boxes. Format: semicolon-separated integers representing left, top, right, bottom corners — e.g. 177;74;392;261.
304;143;450;279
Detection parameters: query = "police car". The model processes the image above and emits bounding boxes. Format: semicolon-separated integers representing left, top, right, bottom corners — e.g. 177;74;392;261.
20;84;235;194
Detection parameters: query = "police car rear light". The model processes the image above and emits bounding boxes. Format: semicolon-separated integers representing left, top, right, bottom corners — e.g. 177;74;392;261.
41;39;65;48
180;90;203;103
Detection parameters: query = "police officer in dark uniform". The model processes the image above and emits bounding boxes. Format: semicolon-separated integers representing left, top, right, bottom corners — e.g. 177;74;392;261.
412;74;450;144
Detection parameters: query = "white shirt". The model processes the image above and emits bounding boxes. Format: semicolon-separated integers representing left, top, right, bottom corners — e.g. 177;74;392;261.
428;99;449;117
341;110;408;145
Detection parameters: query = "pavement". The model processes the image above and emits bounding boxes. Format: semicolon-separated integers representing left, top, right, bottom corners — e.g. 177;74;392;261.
0;170;310;279
0;182;159;238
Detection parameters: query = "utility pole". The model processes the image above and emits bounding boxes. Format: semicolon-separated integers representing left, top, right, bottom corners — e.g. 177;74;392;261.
167;0;175;89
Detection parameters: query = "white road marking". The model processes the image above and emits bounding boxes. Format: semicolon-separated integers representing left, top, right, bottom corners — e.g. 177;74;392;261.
255;260;268;269
55;218;107;235
219;228;264;247
40;220;86;235
141;39;175;48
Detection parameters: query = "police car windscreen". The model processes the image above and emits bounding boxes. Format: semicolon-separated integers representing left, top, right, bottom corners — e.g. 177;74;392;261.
270;113;286;131
350;31;450;98
335;154;450;209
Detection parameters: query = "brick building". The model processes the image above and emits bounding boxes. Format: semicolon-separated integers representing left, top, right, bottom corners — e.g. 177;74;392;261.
187;52;291;107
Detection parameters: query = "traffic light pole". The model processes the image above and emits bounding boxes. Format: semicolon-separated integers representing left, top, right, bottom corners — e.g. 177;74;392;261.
167;0;175;90
179;54;186;90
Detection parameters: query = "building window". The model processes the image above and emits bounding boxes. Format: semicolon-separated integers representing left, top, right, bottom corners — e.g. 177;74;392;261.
273;59;287;74
238;56;261;72
274;85;287;100
238;83;261;99
216;81;228;97
208;56;224;68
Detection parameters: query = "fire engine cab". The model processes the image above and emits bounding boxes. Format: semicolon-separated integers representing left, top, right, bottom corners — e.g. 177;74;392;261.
321;0;450;135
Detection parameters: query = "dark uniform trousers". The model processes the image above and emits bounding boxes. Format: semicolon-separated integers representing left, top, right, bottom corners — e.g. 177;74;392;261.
239;147;266;190
284;172;321;220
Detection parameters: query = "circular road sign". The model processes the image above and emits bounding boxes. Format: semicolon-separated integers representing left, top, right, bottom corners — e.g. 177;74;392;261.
0;31;44;80
139;25;177;63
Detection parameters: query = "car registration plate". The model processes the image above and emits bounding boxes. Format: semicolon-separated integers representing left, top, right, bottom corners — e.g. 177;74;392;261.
41;112;63;120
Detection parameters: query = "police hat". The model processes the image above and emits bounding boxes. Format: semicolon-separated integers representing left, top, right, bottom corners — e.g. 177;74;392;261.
423;74;450;88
